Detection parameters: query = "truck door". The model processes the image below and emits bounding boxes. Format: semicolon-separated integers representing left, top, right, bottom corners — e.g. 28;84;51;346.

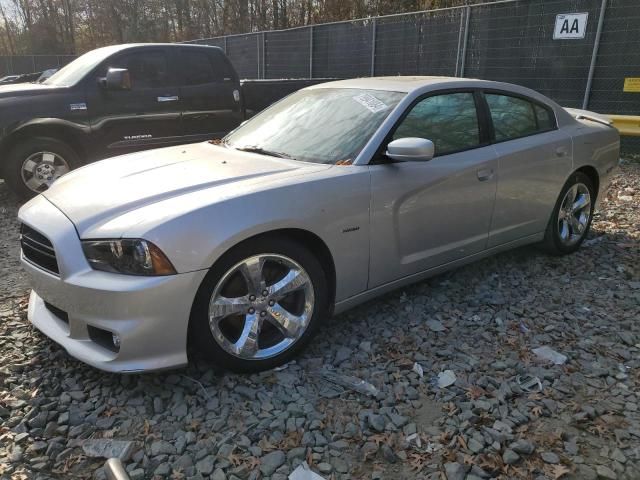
179;48;243;140
87;47;183;156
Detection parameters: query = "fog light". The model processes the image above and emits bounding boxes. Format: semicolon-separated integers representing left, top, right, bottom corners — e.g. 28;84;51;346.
112;333;121;349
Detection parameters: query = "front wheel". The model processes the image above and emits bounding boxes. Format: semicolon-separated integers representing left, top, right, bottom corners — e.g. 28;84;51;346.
5;137;80;198
541;172;595;255
190;236;329;372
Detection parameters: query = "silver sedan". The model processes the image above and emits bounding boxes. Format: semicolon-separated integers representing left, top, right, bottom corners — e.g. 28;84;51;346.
18;77;620;372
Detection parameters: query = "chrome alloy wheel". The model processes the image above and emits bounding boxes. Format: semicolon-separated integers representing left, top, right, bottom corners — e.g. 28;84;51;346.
208;254;315;360
557;183;591;246
21;151;70;192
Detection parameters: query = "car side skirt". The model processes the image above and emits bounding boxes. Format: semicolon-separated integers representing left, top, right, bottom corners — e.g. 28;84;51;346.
333;232;544;315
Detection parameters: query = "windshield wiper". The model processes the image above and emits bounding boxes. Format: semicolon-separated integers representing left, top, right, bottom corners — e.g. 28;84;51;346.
234;145;295;160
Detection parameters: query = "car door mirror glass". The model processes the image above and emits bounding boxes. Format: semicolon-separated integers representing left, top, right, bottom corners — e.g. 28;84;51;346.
102;68;131;90
386;137;435;162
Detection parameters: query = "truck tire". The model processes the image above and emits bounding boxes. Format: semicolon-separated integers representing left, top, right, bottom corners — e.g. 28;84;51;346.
5;137;80;199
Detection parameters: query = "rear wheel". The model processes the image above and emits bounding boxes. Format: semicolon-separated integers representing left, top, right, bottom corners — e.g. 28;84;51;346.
5;137;80;198
541;172;595;255
190;236;329;372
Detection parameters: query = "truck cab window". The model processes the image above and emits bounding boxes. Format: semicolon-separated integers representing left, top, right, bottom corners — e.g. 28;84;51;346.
107;51;169;89
184;51;217;85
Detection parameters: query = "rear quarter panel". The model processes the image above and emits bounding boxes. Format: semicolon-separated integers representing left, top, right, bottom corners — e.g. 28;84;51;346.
566;120;620;208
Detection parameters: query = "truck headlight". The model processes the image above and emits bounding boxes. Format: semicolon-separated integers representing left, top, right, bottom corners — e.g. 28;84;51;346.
82;239;176;276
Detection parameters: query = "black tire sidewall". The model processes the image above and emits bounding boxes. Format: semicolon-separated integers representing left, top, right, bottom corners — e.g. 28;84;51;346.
5;137;80;199
189;236;329;373
546;172;595;254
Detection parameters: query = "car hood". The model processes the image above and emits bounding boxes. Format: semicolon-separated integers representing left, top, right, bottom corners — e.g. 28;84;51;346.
43;142;331;236
0;82;64;98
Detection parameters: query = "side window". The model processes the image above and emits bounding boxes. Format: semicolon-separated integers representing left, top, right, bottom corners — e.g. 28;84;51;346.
535;104;554;131
183;51;217;85
393;92;480;155
486;94;553;142
210;51;236;80
109;51;169;89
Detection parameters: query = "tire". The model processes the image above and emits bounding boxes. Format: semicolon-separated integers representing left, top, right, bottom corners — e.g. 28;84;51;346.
4;136;81;199
189;235;329;372
541;171;595;255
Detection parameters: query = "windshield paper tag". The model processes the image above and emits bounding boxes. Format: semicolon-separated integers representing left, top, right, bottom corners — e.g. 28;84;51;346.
353;93;389;113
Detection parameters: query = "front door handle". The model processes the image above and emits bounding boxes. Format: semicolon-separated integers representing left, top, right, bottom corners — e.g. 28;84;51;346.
157;95;179;103
556;147;568;157
477;168;494;182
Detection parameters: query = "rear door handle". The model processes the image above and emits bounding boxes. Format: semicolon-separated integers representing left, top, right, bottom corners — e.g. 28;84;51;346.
477;168;494;182
556;147;568;157
157;95;179;103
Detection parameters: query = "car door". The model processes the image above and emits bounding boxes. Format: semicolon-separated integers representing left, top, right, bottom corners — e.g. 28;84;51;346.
368;91;499;288
482;92;573;247
179;48;242;141
87;47;183;155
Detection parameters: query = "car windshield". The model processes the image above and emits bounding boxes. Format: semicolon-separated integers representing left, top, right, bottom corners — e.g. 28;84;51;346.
43;45;126;87
224;88;405;164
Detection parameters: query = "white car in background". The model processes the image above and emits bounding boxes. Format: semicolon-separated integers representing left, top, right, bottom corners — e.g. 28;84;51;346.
18;77;619;372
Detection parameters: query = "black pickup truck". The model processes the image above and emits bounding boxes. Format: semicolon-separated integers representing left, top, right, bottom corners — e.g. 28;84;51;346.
0;43;327;197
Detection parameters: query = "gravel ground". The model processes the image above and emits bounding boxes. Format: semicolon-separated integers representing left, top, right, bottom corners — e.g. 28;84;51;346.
0;162;639;480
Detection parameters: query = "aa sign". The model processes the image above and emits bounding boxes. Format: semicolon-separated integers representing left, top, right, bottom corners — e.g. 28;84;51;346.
553;13;588;39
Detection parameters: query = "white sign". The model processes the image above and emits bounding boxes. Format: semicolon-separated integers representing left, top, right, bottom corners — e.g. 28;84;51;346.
553;13;588;40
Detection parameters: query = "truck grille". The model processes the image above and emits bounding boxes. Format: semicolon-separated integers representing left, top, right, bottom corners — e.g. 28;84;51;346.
20;224;59;275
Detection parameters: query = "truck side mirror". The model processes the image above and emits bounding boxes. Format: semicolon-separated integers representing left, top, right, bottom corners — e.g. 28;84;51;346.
101;68;131;90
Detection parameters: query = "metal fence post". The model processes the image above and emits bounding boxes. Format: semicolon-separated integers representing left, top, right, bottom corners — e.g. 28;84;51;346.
223;36;228;54
459;6;471;77
455;8;465;76
261;32;266;79
309;26;314;78
583;0;608;110
370;18;377;77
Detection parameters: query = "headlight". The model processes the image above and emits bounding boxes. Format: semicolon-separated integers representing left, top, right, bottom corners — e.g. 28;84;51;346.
81;239;176;276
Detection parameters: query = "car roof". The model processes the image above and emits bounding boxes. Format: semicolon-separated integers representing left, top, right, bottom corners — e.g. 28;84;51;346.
308;76;540;96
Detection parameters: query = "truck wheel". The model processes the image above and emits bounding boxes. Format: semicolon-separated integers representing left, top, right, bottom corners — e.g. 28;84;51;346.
189;235;329;372
5;137;80;198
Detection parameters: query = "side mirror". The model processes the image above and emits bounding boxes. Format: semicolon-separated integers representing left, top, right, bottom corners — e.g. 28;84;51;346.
101;68;131;90
385;137;435;162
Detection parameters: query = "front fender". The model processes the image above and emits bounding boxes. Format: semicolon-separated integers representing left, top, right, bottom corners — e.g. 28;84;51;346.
125;166;372;303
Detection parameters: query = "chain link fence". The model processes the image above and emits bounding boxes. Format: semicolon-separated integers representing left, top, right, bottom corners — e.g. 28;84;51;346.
1;0;637;153
185;0;639;154
0;55;76;77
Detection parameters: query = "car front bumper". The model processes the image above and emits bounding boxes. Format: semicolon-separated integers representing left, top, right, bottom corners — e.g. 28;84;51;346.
19;195;207;373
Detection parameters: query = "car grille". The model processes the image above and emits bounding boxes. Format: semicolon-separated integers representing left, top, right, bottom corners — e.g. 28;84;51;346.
20;224;59;275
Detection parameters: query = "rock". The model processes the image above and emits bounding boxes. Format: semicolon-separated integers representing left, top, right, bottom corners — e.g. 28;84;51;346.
468;437;484;454
540;451;560;464
333;346;352;364
212;468;227;480
259;450;285;476
510;439;535;455
444;461;467;480
532;346;567;365
317;462;333;474
81;439;135;461
196;455;215;475
595;465;617;479
381;444;397;463
368;413;386;432
427;319;446;332
502;449;520;465
151;440;176;456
